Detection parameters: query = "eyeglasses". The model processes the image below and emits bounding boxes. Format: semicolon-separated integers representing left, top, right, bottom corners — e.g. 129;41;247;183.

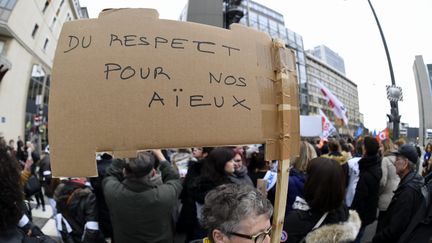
228;226;272;243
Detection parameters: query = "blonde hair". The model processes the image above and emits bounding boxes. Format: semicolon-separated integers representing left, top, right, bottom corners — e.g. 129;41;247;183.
395;138;406;148
292;141;317;172
381;139;394;155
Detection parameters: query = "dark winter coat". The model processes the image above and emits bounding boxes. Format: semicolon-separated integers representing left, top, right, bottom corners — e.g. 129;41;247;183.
283;204;354;243
373;171;424;243
176;160;203;239
397;178;432;243
38;155;54;198
286;169;306;213
103;160;182;243
90;155;113;238
350;154;382;226
54;180;104;243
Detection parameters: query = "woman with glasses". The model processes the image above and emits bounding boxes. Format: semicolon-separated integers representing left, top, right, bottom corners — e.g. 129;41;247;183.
197;183;273;243
283;157;361;243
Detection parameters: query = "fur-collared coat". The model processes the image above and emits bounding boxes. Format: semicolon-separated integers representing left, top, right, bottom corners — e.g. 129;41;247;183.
305;210;361;243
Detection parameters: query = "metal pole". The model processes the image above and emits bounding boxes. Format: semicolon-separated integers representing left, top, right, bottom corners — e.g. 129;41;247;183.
246;0;250;26
367;0;400;139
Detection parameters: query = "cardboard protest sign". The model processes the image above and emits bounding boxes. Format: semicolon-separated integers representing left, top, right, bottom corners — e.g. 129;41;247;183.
50;9;299;177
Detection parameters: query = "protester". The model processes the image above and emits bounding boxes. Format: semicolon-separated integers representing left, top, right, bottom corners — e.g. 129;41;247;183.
25;141;45;211
376;138;399;231
422;143;432;175
89;152;114;240
54;177;106;243
7;138;16;155
345;138;363;207
198;183;273;243
0;139;55;243
283;157;361;243
177;147;214;242
38;145;59;217
247;150;276;204
339;138;353;160
321;139;349;186
229;150;253;186
372;144;424;243
191;148;236;240
103;150;182;243
286;141;316;212
171;148;196;178
350;136;382;242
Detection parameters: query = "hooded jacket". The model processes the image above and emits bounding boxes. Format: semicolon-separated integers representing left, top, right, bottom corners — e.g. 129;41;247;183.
350;154;382;226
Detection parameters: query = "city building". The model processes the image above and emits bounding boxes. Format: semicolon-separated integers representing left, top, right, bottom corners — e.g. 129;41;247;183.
413;55;432;146
181;0;361;135
0;0;86;149
310;45;346;75
306;52;361;135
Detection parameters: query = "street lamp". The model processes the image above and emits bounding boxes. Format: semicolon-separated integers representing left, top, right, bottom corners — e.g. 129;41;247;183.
366;0;401;140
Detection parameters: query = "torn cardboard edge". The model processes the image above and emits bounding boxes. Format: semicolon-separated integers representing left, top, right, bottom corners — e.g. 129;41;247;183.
265;38;300;161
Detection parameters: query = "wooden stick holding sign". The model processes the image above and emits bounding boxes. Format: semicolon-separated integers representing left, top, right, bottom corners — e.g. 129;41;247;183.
270;39;300;243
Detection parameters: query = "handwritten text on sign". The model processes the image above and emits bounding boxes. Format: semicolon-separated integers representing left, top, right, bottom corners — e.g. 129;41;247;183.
63;33;252;110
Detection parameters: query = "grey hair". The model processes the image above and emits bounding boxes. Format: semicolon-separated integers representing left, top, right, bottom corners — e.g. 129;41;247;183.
407;160;417;171
200;184;273;242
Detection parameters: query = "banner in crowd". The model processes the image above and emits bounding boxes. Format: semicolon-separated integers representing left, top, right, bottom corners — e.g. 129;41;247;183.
316;79;348;126
319;109;336;139
49;9;300;177
300;115;322;137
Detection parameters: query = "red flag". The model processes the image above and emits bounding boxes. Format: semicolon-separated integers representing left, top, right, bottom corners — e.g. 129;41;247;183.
376;128;389;142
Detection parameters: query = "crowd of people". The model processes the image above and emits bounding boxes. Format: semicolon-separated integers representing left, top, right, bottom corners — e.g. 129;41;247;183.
1;135;432;243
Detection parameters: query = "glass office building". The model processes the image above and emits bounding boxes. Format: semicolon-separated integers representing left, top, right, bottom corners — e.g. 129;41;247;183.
237;1;309;115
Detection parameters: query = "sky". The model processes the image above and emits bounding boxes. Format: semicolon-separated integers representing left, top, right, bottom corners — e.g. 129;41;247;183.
79;0;432;131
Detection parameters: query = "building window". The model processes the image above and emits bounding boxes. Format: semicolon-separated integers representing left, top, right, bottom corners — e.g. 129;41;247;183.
31;24;39;38
43;38;49;51
42;0;50;13
0;0;16;21
51;17;56;28
66;12;71;21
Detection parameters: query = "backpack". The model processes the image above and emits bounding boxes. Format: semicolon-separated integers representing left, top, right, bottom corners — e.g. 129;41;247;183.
397;178;432;243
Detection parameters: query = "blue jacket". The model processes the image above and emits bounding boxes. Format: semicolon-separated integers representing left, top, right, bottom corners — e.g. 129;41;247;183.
287;168;306;213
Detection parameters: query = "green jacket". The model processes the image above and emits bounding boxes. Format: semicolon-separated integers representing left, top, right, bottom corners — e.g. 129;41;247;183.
103;160;182;243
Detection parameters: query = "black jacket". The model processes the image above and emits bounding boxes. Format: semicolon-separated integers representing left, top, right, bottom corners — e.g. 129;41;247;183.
397;178;432;243
350;154;382;226
55;181;105;243
283;204;350;243
373;171;424;243
177;159;203;235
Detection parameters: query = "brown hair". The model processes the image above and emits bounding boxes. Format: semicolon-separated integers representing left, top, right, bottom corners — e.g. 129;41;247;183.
304;157;345;212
